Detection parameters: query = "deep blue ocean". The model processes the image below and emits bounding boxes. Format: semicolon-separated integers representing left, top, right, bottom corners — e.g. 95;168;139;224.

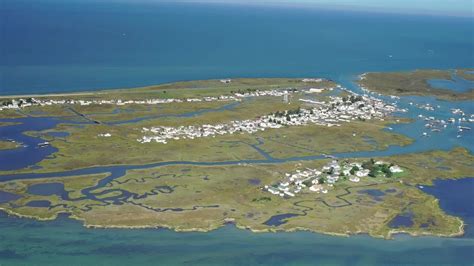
0;1;474;265
0;0;473;94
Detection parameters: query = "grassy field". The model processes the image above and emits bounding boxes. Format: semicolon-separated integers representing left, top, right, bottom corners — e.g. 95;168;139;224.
0;140;19;150
1;113;411;175
0;79;411;175
0;148;471;238
457;68;474;81
1;77;469;239
359;69;474;101
0;78;336;101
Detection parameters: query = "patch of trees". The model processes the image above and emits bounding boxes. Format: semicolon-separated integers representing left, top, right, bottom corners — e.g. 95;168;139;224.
303;180;313;187
272;107;302;118
252;197;272;202
2;100;13;106
230;88;258;94
362;158;393;178
349;165;359;175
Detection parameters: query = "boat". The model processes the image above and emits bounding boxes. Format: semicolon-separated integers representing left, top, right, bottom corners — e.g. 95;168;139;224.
37;142;50;147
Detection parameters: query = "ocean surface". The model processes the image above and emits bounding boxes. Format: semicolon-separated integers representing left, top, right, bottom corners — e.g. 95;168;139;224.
0;1;474;265
1;0;473;95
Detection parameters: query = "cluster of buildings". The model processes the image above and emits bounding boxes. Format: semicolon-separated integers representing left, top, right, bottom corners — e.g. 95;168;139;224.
139;119;283;144
264;160;403;198
138;94;399;144
0;89;303;112
302;78;324;83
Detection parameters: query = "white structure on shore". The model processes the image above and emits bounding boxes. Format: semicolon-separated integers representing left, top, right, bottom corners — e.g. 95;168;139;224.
0;88;304;111
138;94;399;144
263;159;403;198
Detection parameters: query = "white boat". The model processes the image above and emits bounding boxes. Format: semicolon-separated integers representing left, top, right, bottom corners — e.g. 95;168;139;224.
37;142;50;147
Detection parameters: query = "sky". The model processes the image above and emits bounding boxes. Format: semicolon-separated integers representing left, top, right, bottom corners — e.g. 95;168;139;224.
170;0;474;17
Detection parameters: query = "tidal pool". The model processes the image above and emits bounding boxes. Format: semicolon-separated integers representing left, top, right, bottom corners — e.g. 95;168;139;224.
0;191;22;203
25;200;51;208
27;183;67;197
263;213;299;226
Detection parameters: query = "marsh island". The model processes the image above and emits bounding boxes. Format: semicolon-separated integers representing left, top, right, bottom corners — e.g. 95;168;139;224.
0;75;473;239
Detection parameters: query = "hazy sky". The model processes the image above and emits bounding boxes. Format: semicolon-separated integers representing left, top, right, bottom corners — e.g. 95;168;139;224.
172;0;474;17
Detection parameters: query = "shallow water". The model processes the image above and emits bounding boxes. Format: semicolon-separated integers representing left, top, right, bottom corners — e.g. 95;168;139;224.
389;213;414;228
263;213;300;226
0;191;22;203
428;72;474;93
421;178;474;238
25;200;51;208
27;183;67;197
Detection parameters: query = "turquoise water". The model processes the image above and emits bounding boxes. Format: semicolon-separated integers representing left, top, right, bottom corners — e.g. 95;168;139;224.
1;0;474;264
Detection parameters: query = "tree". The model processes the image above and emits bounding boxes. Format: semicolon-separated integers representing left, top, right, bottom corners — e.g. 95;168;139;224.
368;169;377;178
303;180;312;187
327;167;335;175
362;160;374;170
286;114;291;121
318;177;325;184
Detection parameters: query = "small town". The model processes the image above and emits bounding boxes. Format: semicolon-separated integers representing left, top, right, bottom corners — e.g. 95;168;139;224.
263;159;404;198
138;94;399;144
0;86;308;111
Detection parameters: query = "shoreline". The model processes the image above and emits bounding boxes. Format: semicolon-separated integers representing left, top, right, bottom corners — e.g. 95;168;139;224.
0;77;321;99
0;207;465;240
356;69;474;101
2;67;469;99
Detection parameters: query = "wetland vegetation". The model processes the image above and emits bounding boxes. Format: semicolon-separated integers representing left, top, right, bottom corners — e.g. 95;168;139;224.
359;69;474;101
0;77;472;239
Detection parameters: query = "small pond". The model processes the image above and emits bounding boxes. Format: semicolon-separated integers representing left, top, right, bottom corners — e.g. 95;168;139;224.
263;213;299;226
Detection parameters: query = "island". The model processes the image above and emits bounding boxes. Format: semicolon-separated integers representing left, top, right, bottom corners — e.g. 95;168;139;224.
358;69;474;101
0;75;472;239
